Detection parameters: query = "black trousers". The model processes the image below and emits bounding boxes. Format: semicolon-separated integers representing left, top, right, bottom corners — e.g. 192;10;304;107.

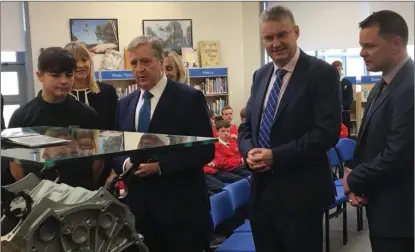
213;170;244;183
126;213;209;252
206;174;225;195
250;198;323;252
230;165;251;178
370;236;414;252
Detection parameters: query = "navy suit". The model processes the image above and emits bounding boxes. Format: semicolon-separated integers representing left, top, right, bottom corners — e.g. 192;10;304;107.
238;50;341;252
114;79;214;252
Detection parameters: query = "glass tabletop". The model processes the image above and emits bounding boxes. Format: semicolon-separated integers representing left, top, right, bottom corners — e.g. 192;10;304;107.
1;127;217;167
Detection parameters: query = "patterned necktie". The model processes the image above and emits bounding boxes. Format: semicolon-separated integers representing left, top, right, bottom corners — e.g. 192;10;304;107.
137;91;153;132
258;68;288;148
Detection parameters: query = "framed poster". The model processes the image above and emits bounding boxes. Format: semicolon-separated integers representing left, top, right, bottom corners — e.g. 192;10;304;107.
142;19;192;55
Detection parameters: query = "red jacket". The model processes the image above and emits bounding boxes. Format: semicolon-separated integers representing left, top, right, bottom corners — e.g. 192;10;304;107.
209;139;243;172
340;123;348;138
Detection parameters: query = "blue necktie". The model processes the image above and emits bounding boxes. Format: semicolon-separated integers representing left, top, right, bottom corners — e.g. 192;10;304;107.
137;91;153;132
258;68;287;148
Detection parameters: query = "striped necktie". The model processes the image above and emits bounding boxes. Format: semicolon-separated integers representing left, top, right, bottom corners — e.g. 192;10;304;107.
258;68;287;148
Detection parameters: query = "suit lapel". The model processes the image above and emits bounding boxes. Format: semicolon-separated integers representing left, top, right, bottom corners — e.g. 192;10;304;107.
358;59;412;146
273;51;309;123
253;63;274;139
148;80;174;133
126;90;140;131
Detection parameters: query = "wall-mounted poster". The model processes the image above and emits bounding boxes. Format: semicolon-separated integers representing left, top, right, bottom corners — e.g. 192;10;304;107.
142;19;192;55
70;19;119;54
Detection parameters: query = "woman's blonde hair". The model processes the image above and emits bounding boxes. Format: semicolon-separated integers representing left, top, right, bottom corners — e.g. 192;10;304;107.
163;50;187;83
64;41;100;93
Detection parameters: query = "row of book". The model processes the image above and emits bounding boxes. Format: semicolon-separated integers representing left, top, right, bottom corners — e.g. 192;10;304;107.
199;77;228;95
207;98;227;116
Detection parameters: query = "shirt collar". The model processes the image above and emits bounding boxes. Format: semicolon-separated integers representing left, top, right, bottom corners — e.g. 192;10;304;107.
273;46;301;74
140;74;168;100
382;55;410;84
218;138;229;146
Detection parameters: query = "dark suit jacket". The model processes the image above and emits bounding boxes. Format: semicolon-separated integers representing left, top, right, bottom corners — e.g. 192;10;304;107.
238;50;341;210
114;79;214;228
347;59;414;238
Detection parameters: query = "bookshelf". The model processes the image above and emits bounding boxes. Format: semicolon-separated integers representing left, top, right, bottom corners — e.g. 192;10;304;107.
94;67;230;110
348;75;379;137
95;70;137;99
187;67;229;117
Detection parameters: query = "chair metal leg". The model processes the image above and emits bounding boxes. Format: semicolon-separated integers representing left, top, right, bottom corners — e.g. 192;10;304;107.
357;207;363;231
342;202;348;245
325;210;330;252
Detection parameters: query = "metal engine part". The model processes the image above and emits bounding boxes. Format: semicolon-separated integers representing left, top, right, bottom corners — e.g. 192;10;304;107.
1;173;149;252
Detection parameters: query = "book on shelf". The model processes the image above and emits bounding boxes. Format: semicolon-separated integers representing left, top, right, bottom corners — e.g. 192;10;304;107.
207;98;227;116
200;77;228;95
198;40;221;67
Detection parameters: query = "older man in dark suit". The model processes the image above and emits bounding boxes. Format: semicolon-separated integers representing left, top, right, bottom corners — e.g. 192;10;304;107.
343;10;414;252
112;35;214;252
238;5;341;252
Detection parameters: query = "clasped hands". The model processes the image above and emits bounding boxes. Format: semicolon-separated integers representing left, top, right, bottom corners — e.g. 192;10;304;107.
246;148;273;172
342;169;368;207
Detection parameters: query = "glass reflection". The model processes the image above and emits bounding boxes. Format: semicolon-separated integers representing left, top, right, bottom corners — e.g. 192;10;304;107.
1;127;217;166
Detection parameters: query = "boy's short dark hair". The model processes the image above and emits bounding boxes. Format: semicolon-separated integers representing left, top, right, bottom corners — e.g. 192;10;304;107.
215;120;230;131
38;47;77;74
240;107;246;119
209;109;214;118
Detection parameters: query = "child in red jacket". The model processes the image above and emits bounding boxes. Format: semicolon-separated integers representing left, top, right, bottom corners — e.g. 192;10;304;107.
206;120;251;178
340;123;349;138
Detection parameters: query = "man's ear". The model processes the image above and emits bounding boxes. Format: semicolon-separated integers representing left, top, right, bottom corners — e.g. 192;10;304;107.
36;71;44;82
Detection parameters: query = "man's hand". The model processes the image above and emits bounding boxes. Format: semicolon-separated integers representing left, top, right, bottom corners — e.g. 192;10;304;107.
342;169;351;195
246;148;273;172
348;192;368;207
342;169;368;207
134;162;161;177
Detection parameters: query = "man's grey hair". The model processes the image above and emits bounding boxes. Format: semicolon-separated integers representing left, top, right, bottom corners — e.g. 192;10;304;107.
127;35;164;59
260;5;296;24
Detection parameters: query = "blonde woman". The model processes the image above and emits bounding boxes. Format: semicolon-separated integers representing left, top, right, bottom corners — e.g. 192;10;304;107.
64;42;118;130
163;50;187;83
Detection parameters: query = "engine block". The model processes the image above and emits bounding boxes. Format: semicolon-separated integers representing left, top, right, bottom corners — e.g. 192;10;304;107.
1;173;149;252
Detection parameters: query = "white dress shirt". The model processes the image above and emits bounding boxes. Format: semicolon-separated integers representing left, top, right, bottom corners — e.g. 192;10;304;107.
123;74;168;171
263;46;301;113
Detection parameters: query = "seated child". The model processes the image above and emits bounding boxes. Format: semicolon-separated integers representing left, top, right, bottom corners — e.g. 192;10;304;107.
207;120;251;178
340;123;349;138
240;107;246;123
209;109;218;137
221;106;238;139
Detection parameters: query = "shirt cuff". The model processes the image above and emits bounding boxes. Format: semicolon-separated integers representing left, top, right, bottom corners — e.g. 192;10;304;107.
122;158;130;173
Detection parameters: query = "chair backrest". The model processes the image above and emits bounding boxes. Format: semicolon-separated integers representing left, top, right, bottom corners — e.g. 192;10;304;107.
335;138;356;162
223;178;250;211
328;148;341;167
210;190;234;230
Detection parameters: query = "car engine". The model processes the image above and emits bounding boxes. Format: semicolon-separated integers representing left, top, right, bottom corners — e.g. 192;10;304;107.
1;173;149;252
